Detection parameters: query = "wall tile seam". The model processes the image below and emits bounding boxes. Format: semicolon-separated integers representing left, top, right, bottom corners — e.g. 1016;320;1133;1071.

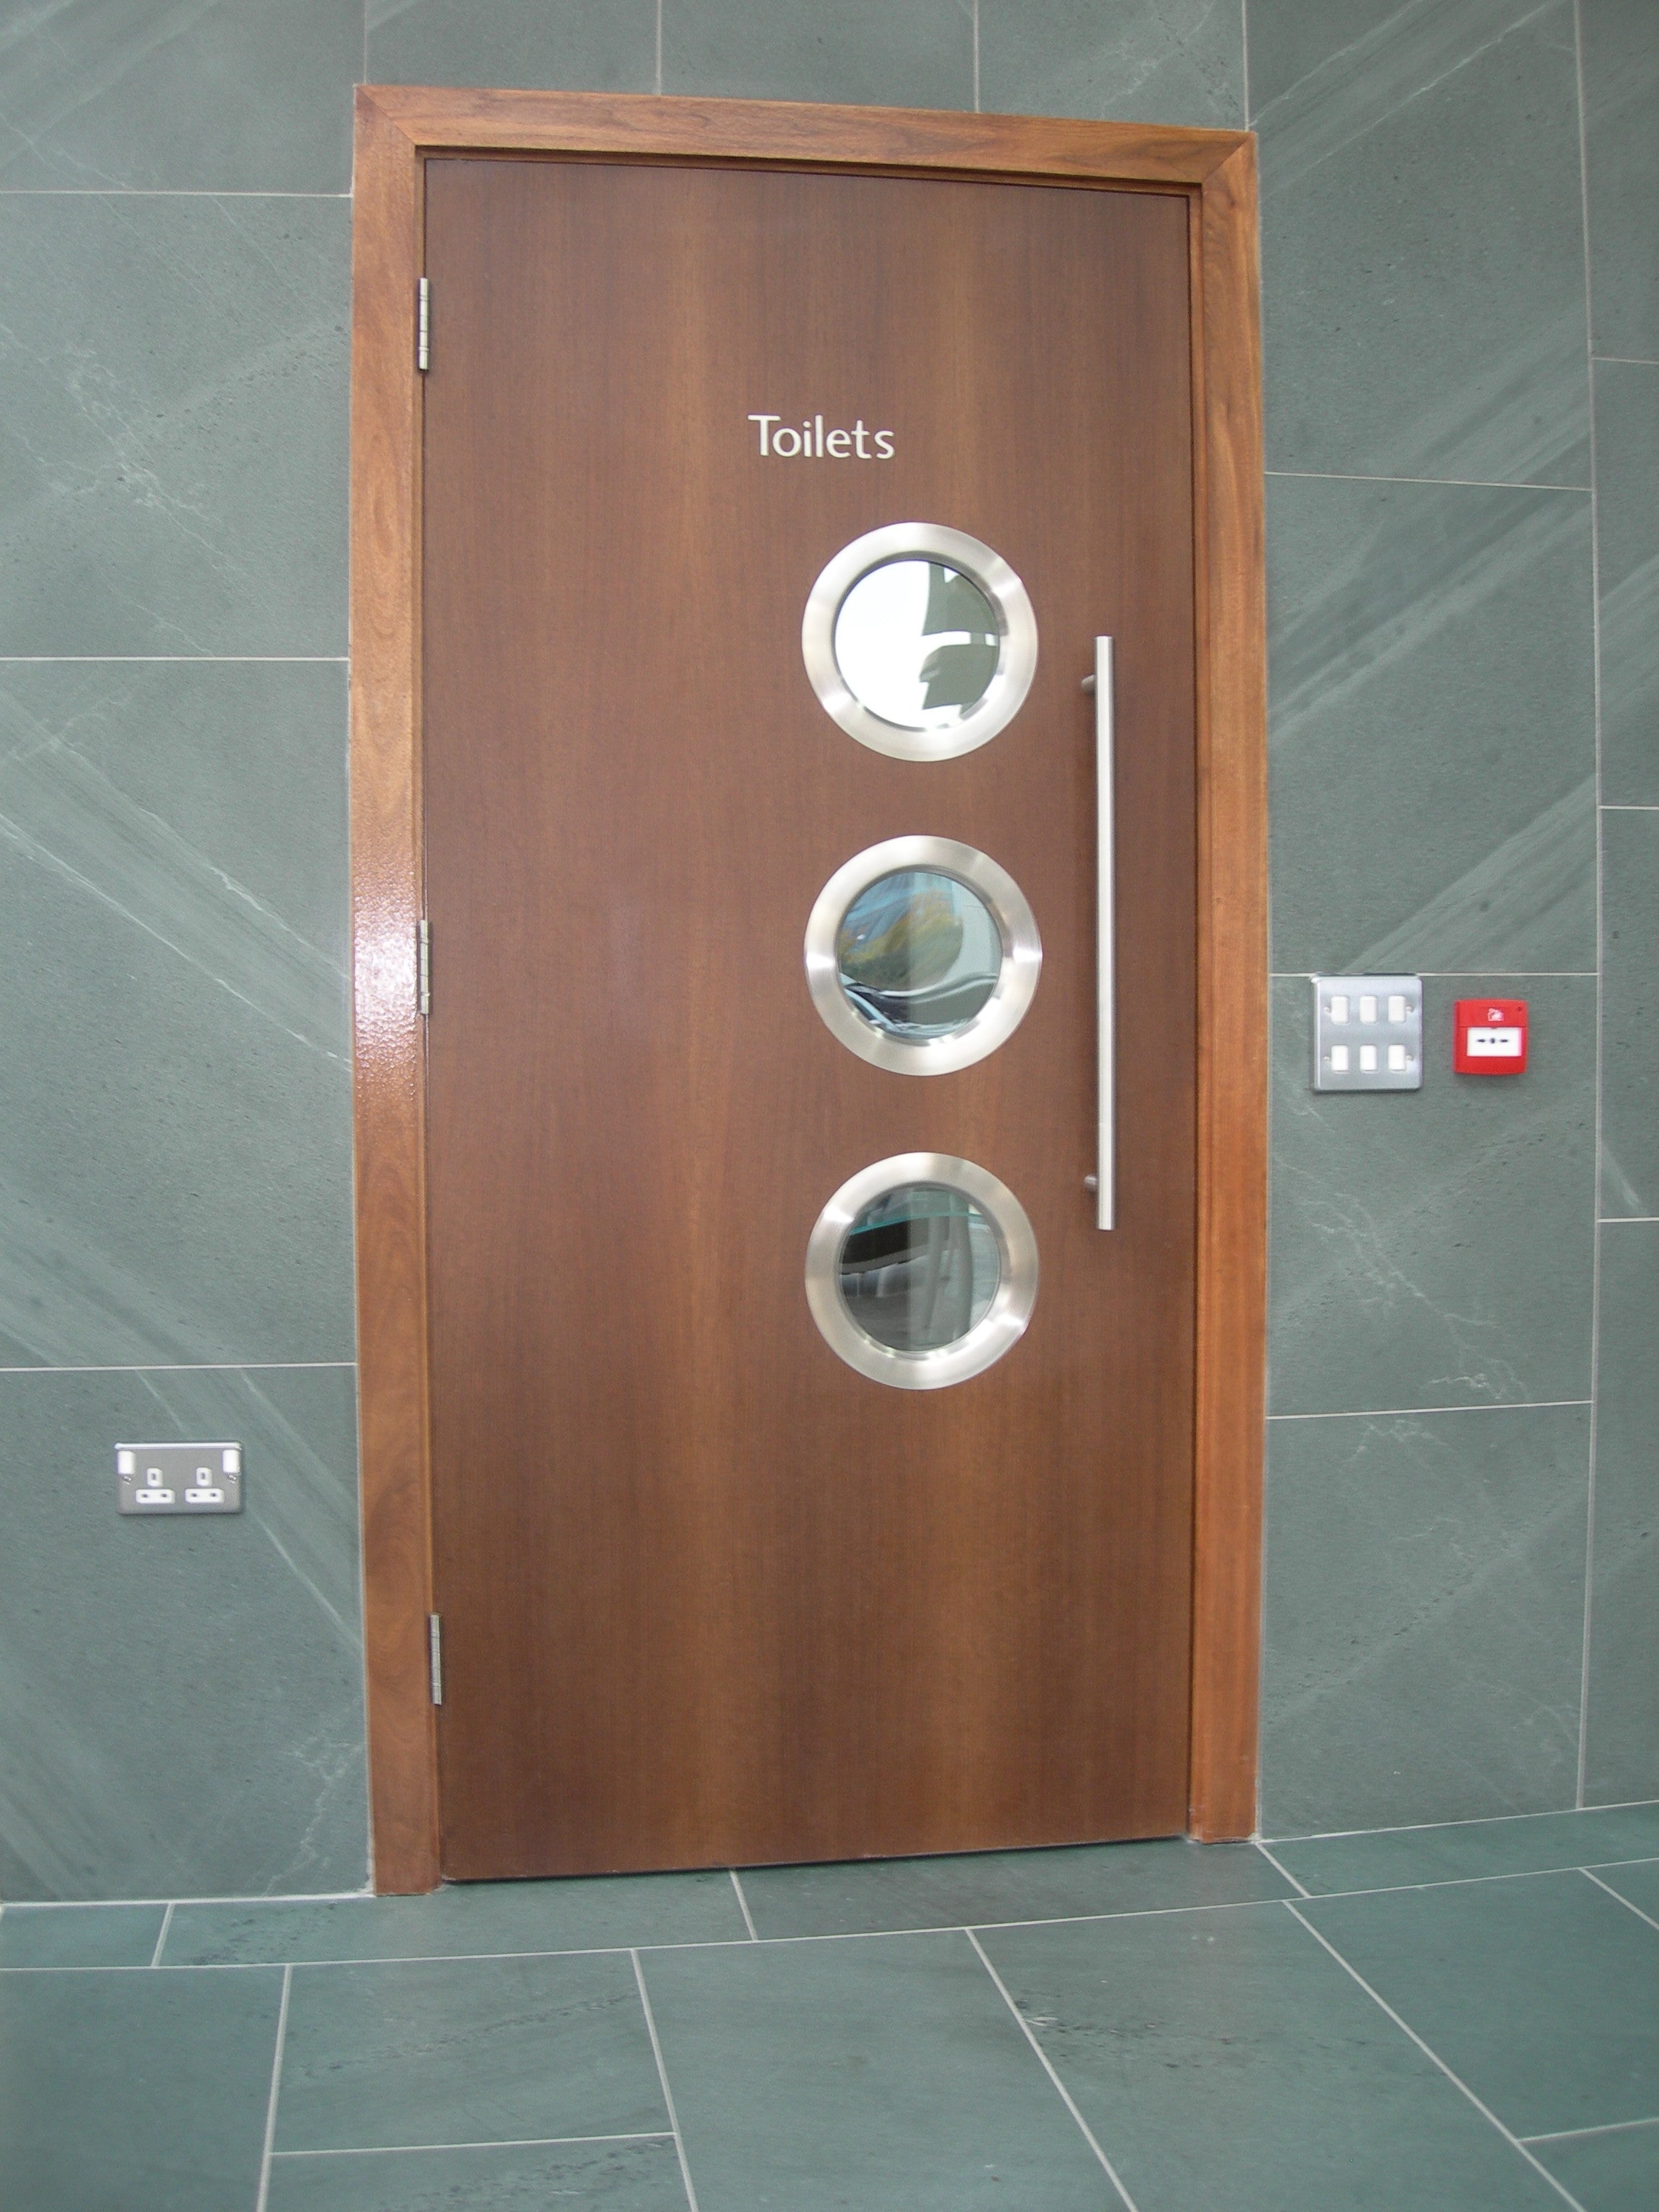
1265;470;1589;493
1599;1216;1659;1226
1267;1400;1593;1423
0;658;349;666
0;189;350;199
1591;356;1659;367
0;1362;357;1377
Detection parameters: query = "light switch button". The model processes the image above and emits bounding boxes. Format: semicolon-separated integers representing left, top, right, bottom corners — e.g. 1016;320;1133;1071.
1312;975;1424;1092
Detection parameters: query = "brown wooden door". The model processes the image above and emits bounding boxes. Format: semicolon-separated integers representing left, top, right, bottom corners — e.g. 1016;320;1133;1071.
421;155;1197;1879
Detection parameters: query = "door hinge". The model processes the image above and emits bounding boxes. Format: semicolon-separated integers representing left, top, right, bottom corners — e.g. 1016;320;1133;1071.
417;276;431;372
417;917;431;1016
428;1612;444;1705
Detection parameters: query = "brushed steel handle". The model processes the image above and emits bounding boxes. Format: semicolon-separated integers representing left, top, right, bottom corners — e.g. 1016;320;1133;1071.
1087;639;1115;1230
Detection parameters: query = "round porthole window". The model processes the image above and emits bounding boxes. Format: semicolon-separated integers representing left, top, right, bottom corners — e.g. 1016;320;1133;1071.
804;837;1041;1075
801;524;1038;760
804;1154;1039;1388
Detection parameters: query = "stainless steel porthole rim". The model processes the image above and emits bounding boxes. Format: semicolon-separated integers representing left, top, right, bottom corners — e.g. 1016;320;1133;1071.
804;1152;1040;1390
801;523;1039;761
804;836;1043;1076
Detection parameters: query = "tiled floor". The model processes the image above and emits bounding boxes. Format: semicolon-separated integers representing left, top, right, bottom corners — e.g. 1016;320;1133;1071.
1;1807;1655;2211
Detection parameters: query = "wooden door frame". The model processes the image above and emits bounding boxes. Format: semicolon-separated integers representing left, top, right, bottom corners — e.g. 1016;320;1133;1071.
349;84;1267;1894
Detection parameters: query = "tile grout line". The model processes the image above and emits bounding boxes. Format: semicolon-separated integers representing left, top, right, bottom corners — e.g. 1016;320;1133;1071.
148;1901;174;1968
1264;469;1589;492
1268;1399;1591;1422
1282;1905;1590;2211
253;1964;292;2212
0;656;347;664
1572;0;1604;1816
1591;355;1659;366
728;1869;759;1940
1251;1842;1311;1896
972;0;981;111
1522;2114;1659;2146
271;2132;676;2159
631;1949;699;2212
1578;1866;1659;1931
963;1929;1141;2212
0;1362;356;1377
1600;803;1659;811
0;189;350;197
655;0;663;94
1272;971;1596;979
1264;1793;1657;1842
1600;1215;1659;1223
1240;0;1250;125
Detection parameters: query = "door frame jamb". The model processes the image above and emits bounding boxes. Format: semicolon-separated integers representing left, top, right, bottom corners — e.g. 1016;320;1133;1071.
349;85;1268;1892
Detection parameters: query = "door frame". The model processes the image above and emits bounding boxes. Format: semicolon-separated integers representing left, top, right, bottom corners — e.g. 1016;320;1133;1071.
349;84;1267;1894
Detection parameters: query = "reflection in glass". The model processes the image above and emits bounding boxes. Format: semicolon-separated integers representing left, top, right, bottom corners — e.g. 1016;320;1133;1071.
833;559;1000;731
836;869;1001;1038
839;1184;1000;1352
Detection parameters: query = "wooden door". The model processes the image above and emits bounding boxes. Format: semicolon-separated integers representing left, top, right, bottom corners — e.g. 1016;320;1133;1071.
421;155;1197;1878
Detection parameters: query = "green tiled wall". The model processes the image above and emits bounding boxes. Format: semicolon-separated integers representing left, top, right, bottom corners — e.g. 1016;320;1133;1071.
0;0;1650;1896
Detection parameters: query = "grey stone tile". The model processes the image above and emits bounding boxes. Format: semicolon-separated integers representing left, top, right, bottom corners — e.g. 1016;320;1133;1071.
738;1837;1292;1939
0;194;348;657
0;0;359;192
641;1932;1109;2211
166;1869;747;1964
368;0;657;91
1259;1404;1590;1836
977;0;1244;127
1534;2121;1659;2212
1591;1859;1659;1923
274;1952;667;2152
0;1900;166;1967
1254;0;1590;485
0;662;351;1369
266;2137;688;2212
0;1961;283;2211
1269;976;1596;1416
1267;1803;1659;1888
1601;811;1659;1216
979;1902;1564;2212
664;0;974;109
1267;477;1595;976
1583;1223;1659;1802
1583;0;1659;364
0;1366;367;1902
1596;363;1659;804
1298;1871;1659;2136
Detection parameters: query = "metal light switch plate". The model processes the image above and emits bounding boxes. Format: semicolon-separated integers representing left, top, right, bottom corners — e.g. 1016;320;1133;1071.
1311;975;1424;1092
117;1442;243;1514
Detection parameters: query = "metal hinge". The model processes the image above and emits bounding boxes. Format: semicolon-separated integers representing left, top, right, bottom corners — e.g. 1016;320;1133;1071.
417;918;431;1016
428;1613;444;1705
417;276;431;372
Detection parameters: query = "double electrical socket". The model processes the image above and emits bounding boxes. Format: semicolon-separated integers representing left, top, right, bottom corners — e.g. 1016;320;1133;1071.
1311;975;1423;1092
117;1442;243;1514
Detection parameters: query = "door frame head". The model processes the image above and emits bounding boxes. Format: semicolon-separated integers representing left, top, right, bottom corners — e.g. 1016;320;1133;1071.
349;85;1268;1892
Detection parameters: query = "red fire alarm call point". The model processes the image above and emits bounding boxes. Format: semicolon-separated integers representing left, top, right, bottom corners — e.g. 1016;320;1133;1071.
1454;998;1529;1075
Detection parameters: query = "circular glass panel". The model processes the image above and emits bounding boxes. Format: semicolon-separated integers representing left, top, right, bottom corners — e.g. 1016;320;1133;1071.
804;1152;1039;1389
832;559;1000;732
837;869;1000;1040
839;1184;1000;1352
802;524;1038;761
804;837;1041;1075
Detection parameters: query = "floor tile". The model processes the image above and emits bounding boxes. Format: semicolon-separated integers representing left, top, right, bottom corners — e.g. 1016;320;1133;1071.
1582;1223;1659;1805
1589;1860;1659;1925
665;0;974;109
274;1952;667;2153
0;0;359;192
641;1930;1108;2211
1268;978;1595;1416
1601;811;1659;1217
979;1901;1563;2211
168;1868;747;1965
0;1901;165;1968
368;0;657;92
0;1962;282;2211
739;1836;1292;1939
1267;1803;1659;1894
1532;2120;1659;2212
0;194;348;657
1582;0;1659;362
1259;1403;1589;1835
1266;475;1595;976
0;660;353;1369
977;0;1244;128
1594;362;1659;806
1254;0;1588;485
1298;1871;1659;2136
0;1367;367;1904
266;2136;686;2211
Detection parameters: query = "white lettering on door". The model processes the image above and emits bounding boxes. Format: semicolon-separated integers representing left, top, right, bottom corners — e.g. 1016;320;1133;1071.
748;413;895;459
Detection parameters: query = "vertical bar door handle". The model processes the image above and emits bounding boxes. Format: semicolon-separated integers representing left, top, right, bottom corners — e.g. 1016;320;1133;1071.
1094;637;1115;1230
